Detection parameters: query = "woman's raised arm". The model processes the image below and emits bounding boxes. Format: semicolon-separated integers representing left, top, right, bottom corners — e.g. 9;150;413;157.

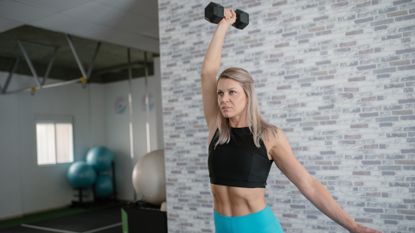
201;9;236;130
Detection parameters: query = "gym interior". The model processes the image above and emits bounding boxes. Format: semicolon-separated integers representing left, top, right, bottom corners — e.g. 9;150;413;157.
0;1;414;233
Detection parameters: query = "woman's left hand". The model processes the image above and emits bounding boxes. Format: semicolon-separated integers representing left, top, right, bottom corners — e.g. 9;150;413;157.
350;223;383;233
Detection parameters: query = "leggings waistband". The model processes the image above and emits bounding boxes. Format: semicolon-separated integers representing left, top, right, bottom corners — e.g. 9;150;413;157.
213;205;284;233
214;205;271;219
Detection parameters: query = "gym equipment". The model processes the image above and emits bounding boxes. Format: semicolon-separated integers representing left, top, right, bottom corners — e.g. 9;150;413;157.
94;175;113;198
86;146;114;172
132;149;166;205
122;203;167;233
204;2;249;29
67;161;96;189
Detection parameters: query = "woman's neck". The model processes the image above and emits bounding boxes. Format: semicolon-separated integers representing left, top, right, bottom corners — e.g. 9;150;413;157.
228;115;248;128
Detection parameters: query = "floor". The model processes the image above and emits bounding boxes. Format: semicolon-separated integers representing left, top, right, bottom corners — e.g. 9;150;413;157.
0;203;123;233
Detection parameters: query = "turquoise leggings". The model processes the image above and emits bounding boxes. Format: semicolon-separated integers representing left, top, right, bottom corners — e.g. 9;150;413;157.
213;205;285;233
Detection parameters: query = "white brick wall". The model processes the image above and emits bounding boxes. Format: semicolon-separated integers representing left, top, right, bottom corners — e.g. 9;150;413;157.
159;1;415;232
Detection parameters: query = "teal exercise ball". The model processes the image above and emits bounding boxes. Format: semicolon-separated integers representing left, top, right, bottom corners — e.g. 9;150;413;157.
67;161;96;189
95;175;113;198
86;146;114;172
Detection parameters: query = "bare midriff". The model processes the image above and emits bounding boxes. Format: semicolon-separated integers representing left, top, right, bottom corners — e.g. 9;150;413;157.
210;183;267;216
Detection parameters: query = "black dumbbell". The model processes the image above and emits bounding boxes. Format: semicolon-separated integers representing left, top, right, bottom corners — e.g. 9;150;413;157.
204;2;249;30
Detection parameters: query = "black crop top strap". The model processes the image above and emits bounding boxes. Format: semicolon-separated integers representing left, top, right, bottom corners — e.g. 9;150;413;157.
208;127;273;188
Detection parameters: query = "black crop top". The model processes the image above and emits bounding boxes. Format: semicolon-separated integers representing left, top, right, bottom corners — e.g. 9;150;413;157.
208;127;273;188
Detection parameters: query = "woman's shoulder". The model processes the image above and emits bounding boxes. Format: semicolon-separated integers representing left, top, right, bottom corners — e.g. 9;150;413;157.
262;123;283;146
263;123;280;136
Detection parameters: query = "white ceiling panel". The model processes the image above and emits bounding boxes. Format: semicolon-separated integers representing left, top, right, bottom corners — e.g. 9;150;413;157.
31;14;158;52
0;0;159;52
57;2;121;24
14;0;94;11
97;0;158;19
0;0;57;22
105;27;159;52
100;10;158;37
58;1;158;37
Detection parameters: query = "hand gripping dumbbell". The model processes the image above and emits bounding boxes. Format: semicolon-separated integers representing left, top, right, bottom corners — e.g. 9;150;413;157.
204;2;249;30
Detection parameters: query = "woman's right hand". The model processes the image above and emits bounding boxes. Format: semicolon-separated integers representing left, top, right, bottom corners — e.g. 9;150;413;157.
219;8;237;27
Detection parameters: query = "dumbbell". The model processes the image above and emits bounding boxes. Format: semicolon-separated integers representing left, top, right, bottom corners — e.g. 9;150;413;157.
204;2;249;30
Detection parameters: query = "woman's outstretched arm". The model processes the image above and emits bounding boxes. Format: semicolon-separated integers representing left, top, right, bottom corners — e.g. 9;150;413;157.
268;129;383;233
201;8;236;130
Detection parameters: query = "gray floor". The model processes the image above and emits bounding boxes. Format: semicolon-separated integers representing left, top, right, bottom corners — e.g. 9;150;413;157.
0;205;122;233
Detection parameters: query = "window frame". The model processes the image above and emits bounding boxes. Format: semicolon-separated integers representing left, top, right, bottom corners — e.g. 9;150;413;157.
35;115;75;166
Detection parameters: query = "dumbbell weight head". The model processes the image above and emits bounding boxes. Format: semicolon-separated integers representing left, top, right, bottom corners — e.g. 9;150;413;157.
233;9;249;30
205;2;224;24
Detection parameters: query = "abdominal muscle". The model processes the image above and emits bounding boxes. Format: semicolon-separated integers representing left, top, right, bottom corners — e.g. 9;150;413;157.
210;183;267;216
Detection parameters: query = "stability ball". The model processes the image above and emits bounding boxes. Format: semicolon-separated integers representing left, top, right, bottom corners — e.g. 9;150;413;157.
86;146;114;172
67;161;96;189
94;175;113;198
132;149;166;205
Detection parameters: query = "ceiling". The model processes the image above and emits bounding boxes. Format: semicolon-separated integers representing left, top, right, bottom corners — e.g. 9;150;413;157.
0;0;159;52
0;0;159;86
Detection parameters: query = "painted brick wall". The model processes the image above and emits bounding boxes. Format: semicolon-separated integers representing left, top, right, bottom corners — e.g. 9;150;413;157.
158;0;415;232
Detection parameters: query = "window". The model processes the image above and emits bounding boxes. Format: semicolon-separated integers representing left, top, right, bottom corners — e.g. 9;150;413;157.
35;116;74;165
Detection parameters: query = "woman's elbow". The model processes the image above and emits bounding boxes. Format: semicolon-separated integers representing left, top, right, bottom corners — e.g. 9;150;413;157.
298;175;319;196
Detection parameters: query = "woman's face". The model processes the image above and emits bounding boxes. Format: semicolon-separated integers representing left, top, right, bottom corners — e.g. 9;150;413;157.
217;78;247;119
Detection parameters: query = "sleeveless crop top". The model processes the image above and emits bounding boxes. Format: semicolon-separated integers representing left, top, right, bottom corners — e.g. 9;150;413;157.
208;127;273;188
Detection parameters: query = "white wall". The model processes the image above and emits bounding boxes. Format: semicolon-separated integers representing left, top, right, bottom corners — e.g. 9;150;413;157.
158;0;415;232
0;57;162;219
0;76;106;219
104;57;163;201
0;93;22;218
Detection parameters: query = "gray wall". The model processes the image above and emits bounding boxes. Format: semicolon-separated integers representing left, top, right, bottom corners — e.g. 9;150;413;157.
158;1;415;233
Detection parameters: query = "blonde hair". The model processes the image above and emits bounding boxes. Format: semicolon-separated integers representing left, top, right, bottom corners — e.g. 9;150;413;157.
215;67;279;148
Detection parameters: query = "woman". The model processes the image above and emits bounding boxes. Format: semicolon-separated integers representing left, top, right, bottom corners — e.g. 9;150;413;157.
201;8;382;233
